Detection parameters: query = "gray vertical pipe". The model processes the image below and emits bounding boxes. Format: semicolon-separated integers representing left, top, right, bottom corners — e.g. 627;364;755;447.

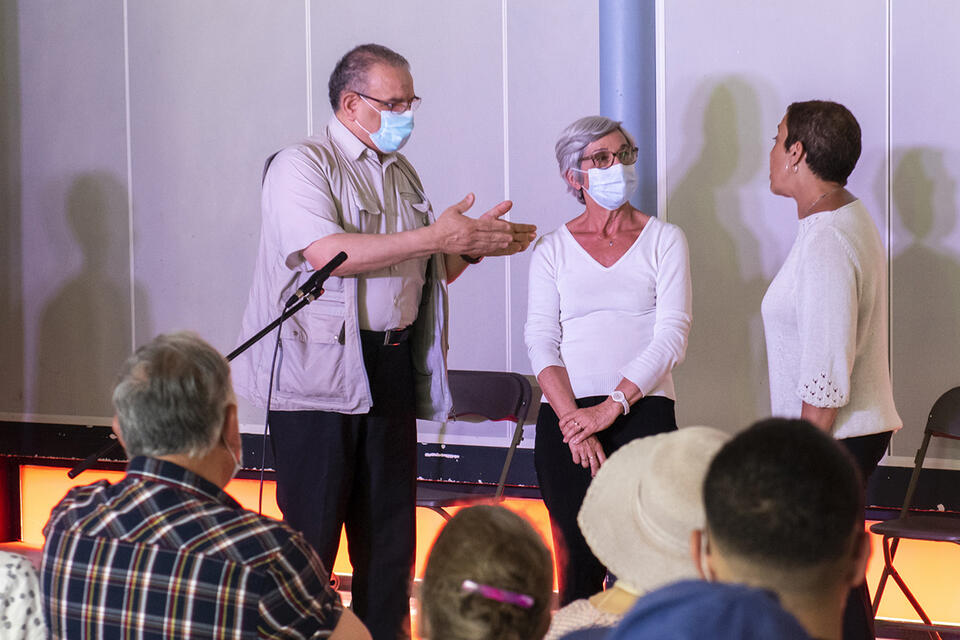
599;0;657;215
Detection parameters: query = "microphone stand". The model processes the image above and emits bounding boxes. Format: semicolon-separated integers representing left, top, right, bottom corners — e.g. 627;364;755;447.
68;276;335;479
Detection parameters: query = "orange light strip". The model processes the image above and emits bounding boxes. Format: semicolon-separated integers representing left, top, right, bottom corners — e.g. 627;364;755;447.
18;466;960;623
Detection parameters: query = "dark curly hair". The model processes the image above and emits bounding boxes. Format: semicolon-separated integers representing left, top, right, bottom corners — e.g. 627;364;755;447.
784;100;861;185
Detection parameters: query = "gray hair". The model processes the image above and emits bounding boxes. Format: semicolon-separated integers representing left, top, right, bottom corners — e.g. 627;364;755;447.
328;43;410;111
112;332;233;459
555;115;636;203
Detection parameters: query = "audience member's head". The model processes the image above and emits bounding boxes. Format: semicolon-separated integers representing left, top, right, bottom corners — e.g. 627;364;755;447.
111;331;241;487
421;505;553;640
695;418;868;640
578;426;729;594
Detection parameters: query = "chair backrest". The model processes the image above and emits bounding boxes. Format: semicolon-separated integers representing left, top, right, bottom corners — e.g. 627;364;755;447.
925;386;960;439
447;370;532;426
899;386;960;515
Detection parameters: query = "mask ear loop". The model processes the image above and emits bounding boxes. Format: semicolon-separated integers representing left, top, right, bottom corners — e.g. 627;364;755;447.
700;530;713;581
222;433;242;481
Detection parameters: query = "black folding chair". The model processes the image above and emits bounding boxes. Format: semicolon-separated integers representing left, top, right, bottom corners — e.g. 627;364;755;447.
870;386;960;640
416;370;532;520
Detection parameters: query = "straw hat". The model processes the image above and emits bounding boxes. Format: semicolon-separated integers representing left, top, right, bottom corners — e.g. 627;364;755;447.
577;426;729;593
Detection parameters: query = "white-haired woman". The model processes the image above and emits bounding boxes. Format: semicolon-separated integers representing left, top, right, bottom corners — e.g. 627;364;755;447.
524;115;692;605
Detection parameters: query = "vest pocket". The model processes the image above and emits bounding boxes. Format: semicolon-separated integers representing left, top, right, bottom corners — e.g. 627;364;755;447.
276;300;346;399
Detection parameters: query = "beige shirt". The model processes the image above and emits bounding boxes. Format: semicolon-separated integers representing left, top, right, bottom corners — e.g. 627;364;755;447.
323;116;428;330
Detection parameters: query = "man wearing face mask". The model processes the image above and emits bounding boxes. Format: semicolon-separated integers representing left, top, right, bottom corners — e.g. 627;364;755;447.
233;43;536;640
42;332;370;639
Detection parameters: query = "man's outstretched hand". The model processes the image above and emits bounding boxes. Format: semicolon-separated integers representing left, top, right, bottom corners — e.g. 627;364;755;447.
432;193;537;257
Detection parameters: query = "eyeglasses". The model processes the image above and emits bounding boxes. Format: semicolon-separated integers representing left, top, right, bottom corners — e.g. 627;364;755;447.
355;91;422;114
580;146;639;169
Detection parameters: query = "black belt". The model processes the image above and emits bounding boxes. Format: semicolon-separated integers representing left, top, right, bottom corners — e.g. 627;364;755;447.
360;327;412;346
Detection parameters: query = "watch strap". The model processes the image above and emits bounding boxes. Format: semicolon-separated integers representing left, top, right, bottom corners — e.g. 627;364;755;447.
610;390;630;415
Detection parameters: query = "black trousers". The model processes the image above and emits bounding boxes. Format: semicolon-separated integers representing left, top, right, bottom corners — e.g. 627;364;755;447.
269;333;417;640
839;430;894;640
535;395;678;606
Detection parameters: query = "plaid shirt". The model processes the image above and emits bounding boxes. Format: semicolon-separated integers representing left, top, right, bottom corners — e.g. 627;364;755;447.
41;457;343;639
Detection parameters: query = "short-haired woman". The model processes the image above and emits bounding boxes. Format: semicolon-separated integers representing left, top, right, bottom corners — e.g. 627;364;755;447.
525;115;692;605
419;505;553;640
762;100;901;640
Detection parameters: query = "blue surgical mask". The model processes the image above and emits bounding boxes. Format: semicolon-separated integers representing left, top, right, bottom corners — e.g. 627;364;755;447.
356;96;414;153
577;162;639;210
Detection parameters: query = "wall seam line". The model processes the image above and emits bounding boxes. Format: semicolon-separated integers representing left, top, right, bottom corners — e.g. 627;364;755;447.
886;1;893;386
655;0;667;220
122;0;135;351
305;0;313;136
885;0;894;458
501;0;512;373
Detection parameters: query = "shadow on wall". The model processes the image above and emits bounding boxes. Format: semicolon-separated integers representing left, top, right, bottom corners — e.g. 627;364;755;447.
34;173;152;418
667;79;771;431
888;148;960;458
0;0;24;414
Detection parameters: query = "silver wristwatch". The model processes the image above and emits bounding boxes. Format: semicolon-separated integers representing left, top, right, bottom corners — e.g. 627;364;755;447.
610;390;630;415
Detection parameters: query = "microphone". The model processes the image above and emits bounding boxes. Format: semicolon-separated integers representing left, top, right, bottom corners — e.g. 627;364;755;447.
285;251;347;307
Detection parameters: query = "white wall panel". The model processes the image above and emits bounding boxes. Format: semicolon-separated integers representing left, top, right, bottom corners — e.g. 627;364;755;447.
506;1;600;375
662;0;888;433
127;1;306;355
13;1;128;420
0;0;25;418
310;2;508;372
125;2;306;427
889;2;960;462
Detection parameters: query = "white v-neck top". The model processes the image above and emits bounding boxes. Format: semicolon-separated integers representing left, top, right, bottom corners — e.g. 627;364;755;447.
761;200;901;439
525;216;692;400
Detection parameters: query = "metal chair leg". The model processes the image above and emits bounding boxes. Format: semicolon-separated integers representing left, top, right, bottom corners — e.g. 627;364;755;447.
872;565;890;616
880;535;941;640
872;536;900;614
494;421;525;501
428;506;453;521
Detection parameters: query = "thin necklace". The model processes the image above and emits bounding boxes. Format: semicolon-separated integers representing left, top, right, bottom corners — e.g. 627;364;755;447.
805;186;844;215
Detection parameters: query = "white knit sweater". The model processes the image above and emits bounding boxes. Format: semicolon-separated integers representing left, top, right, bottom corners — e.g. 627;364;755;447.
525;217;692;400
761;200;901;439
